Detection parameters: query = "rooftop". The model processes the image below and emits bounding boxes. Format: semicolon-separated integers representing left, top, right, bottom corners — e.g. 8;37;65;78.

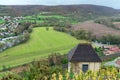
68;43;102;62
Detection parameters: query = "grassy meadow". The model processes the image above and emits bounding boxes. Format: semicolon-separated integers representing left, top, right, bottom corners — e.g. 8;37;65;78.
21;14;78;24
0;27;87;70
0;19;4;24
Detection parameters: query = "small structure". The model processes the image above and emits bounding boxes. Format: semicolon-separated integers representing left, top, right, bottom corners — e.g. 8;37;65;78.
103;46;120;55
116;59;120;65
68;43;102;73
105;57;120;68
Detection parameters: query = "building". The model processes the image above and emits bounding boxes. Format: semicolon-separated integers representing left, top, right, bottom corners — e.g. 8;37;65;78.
68;43;102;73
105;57;120;68
115;58;120;65
103;46;120;55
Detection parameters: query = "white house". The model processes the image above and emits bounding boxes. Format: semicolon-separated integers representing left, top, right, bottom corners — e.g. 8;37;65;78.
68;43;102;73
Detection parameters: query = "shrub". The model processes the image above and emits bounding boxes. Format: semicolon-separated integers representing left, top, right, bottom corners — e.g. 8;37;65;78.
46;27;49;31
71;29;93;40
1;72;22;80
47;66;120;80
97;35;120;45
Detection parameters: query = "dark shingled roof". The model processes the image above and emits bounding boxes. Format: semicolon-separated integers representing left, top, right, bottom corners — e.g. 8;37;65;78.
68;43;102;62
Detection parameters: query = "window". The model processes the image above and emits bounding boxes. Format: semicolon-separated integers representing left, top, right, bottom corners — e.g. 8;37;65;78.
82;64;89;72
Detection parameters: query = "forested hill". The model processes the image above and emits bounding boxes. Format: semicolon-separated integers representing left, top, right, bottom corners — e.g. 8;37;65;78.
0;4;119;17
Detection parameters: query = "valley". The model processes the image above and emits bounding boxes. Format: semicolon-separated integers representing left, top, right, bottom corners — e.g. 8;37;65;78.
0;4;120;80
0;27;85;70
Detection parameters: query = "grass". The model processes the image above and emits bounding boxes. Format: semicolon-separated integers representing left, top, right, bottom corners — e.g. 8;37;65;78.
19;19;45;23
24;15;66;23
0;27;87;70
0;19;4;24
37;15;66;19
24;14;79;24
26;15;66;19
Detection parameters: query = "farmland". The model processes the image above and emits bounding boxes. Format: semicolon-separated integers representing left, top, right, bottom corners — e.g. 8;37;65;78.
0;19;4;24
113;22;120;29
20;14;78;24
0;27;86;70
0;4;120;80
72;21;120;38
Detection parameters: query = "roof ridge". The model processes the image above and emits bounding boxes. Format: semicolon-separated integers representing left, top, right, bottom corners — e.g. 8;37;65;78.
91;45;102;62
68;43;102;62
70;44;79;61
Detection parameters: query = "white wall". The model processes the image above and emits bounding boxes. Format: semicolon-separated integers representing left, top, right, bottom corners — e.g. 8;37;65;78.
68;62;71;72
69;62;101;73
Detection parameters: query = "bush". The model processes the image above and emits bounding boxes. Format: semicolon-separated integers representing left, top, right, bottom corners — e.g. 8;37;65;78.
53;27;66;32
47;66;120;80
27;25;33;33
94;18;119;30
23;30;30;41
61;58;68;64
46;27;49;31
71;29;93;40
97;35;120;45
21;58;65;80
1;72;22;80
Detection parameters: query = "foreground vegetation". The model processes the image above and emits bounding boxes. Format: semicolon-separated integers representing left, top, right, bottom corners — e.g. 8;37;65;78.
2;68;120;80
0;5;120;80
48;67;120;80
0;27;86;70
1;56;120;80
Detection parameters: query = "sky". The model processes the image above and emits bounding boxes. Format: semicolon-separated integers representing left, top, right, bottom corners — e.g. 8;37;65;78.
0;0;120;9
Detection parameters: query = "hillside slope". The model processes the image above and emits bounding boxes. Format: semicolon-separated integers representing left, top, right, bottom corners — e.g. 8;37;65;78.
0;5;119;17
72;22;120;38
0;27;85;70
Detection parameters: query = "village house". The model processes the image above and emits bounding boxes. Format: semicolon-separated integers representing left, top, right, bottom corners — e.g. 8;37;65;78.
68;43;102;73
116;58;120;65
0;17;25;52
103;46;120;55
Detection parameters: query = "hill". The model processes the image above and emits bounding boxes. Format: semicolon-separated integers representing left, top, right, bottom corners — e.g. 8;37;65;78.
0;5;119;20
72;21;120;38
9;5;119;15
0;27;86;70
0;5;12;16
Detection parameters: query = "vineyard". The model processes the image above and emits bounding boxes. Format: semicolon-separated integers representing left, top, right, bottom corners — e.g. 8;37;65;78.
1;56;120;80
49;67;120;80
1;67;120;80
0;4;120;80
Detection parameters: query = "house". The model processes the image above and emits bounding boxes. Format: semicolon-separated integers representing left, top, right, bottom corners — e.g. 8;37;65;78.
109;46;120;52
116;58;120;65
68;43;102;73
103;46;120;55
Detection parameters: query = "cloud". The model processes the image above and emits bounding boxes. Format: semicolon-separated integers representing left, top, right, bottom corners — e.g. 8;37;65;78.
0;0;120;9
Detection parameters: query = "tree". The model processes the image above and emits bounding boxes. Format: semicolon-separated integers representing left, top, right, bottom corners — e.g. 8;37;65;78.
23;30;30;41
46;27;49;31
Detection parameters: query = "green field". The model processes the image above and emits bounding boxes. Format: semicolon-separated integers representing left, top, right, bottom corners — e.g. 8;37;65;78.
0;19;4;24
0;27;86;70
23;14;78;24
26;15;66;19
24;15;66;23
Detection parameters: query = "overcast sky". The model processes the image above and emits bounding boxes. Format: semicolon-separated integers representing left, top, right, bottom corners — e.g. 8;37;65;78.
0;0;120;9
